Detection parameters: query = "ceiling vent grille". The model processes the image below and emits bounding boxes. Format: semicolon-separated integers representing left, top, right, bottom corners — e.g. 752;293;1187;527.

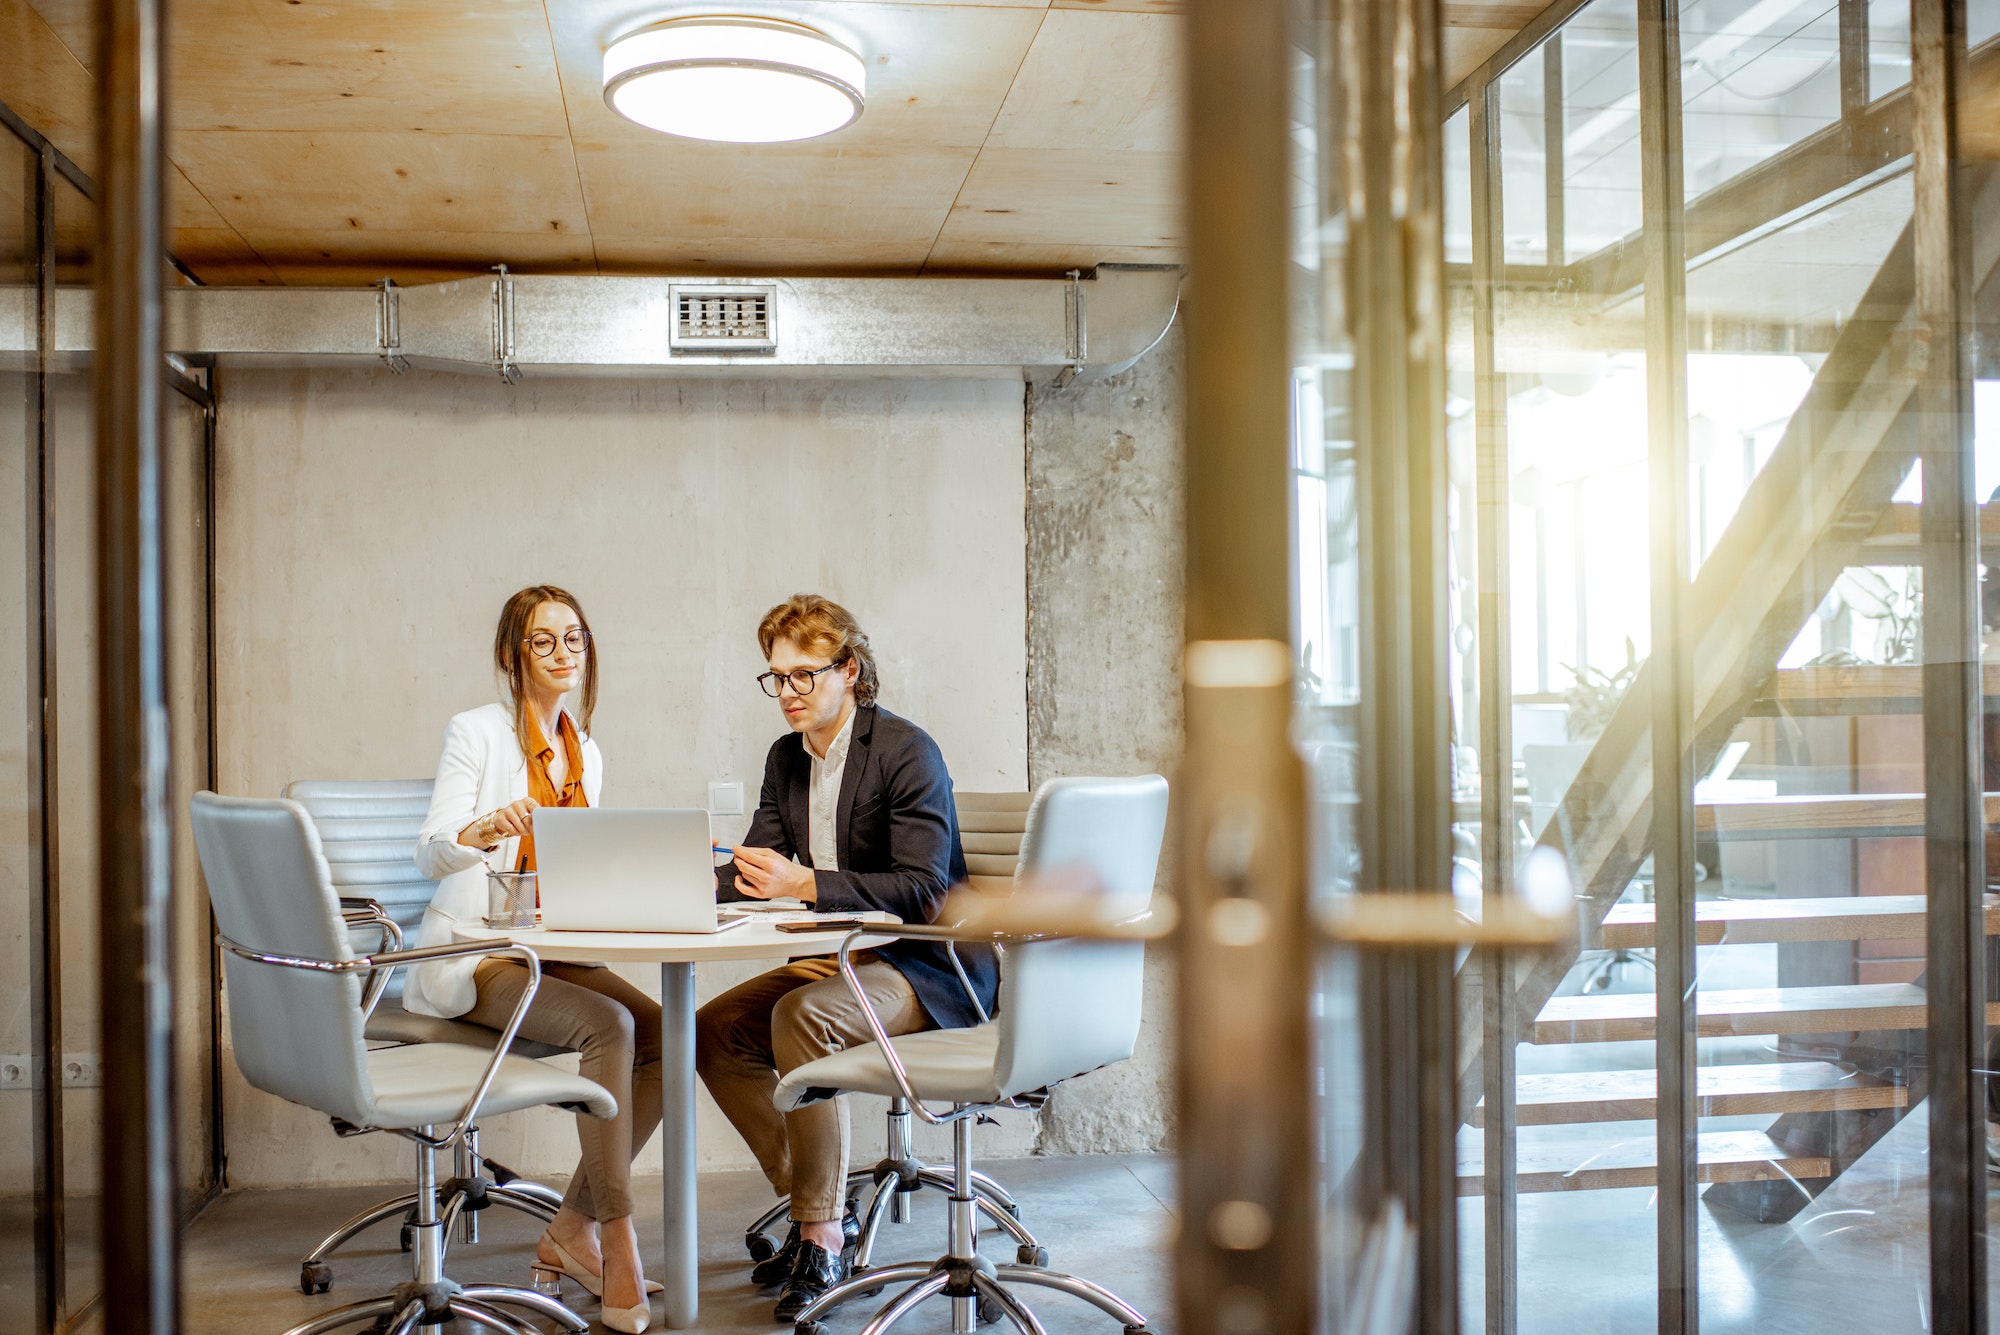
670;283;777;353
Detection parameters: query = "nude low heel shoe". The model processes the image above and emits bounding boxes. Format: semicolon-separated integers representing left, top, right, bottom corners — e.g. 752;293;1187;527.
600;1298;653;1334
532;1239;664;1295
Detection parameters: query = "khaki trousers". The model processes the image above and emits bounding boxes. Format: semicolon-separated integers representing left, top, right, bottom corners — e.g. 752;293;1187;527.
694;952;931;1222
463;958;663;1221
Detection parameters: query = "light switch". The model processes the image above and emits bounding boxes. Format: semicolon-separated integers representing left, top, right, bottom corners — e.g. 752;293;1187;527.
707;781;745;816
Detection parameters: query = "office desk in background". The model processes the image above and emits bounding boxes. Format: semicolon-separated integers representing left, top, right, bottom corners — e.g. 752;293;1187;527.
455;908;900;1330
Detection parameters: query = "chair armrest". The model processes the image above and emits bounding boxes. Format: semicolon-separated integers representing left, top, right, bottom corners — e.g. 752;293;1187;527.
218;933;543;1147
339;908;405;1021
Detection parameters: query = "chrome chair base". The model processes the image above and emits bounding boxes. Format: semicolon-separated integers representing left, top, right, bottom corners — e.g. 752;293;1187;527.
790;1117;1147;1335
298;1124;561;1294
744;1101;1033;1269
287;1126;594;1335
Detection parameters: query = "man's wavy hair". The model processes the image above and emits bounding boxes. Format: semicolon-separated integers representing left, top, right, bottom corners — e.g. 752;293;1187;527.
756;594;879;708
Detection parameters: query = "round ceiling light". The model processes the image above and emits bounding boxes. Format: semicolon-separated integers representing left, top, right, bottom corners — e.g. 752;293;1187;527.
602;17;866;143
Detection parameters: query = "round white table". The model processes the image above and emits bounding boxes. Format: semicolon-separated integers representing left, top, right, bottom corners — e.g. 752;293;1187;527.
454;911;899;1329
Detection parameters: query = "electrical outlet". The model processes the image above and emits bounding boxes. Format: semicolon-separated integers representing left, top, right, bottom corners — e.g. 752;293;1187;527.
61;1053;101;1089
707;781;744;816
0;1055;29;1090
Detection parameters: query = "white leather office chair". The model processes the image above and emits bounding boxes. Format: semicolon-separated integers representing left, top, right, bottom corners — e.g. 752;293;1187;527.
741;790;1036;1274
193;791;617;1335
283;779;572;1293
774;774;1168;1335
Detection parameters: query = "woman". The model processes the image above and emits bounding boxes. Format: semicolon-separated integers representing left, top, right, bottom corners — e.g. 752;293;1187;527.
410;585;660;1334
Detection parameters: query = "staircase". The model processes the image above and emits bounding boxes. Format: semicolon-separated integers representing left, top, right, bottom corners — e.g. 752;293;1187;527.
1461;664;2000;1216
1446;56;2000;1202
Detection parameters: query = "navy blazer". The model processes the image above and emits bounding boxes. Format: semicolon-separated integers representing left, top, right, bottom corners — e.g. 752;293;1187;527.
717;704;999;1030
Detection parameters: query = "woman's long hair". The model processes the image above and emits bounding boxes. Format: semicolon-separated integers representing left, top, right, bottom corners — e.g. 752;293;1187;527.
493;585;598;758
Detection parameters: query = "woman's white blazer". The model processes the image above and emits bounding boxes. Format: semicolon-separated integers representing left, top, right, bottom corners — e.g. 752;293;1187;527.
406;701;603;1019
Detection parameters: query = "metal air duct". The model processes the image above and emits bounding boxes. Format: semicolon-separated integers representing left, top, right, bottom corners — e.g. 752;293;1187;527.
0;264;1179;382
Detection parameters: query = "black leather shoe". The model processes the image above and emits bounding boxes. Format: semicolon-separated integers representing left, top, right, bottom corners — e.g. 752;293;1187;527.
774;1240;851;1322
752;1214;859;1289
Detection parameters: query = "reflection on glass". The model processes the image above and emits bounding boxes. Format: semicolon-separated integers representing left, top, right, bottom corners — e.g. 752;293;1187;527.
1680;0;1841;198
1560;0;1645;260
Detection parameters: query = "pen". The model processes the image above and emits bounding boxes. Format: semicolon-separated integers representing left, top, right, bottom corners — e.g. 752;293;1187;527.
712;844;733;856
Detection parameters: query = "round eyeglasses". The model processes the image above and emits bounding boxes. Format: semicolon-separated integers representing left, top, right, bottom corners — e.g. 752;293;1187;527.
523;628;590;658
757;661;843;698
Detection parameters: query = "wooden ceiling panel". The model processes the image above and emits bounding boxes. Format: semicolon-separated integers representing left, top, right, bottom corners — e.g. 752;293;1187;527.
921;237;1178;273
1;0;96;173
1444;21;1525;88
170;0;571;135
594;235;932;274
174;227;287;284
577;138;975;258
548;0;1047;154
237;224;593;284
985;8;1180;153
935;146;1179;251
1;0;1557;282
173;129;590;237
1052;0;1180;12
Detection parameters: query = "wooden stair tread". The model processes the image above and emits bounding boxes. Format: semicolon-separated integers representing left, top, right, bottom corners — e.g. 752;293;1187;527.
1532;984;2000;1043
1467;1061;1906;1126
1457;1130;1831;1195
1695;792;2000;840
1600;895;2000;947
1762;663;2000;702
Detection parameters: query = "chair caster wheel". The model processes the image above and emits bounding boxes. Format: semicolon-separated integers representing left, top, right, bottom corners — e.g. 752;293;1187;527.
299;1261;333;1295
398;1224;414;1253
794;1323;829;1335
1017;1244;1049;1267
978;1295;1004;1325
746;1233;778;1263
1123;1326;1154;1335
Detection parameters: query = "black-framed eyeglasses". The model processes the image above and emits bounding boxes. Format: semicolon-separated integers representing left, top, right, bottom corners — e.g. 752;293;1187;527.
523;628;590;658
757;661;843;698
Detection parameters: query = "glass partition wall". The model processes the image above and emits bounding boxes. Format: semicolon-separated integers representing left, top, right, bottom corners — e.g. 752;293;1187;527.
0;97;220;1334
1408;0;1995;1329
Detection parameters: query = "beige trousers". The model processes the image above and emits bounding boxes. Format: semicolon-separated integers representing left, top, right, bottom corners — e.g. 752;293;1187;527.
694;952;931;1222
463;958;663;1221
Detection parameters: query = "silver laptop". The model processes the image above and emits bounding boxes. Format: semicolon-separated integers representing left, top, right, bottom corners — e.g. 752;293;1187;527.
534;808;747;933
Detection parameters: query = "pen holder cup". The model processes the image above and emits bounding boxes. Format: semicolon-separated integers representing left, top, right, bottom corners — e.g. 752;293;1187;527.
485;870;538;930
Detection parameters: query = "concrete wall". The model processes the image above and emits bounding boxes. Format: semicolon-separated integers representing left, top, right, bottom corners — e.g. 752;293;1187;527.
209;337;1187;1188
213;368;1035;1186
1024;327;1185;1155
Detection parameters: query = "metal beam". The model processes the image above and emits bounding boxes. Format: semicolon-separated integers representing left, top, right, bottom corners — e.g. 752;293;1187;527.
1913;0;1988;1324
26;135;63;1335
1177;3;1315;1335
1840;0;1871;119
94;0;181;1329
1636;0;1696;1325
1468;71;1517;1335
1543;36;1565;270
1344;0;1457;1324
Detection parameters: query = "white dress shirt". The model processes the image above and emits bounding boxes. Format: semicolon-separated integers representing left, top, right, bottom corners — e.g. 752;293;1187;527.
804;707;857;873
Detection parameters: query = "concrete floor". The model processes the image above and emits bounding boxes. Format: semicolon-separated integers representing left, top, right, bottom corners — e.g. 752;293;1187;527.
175;1155;1176;1334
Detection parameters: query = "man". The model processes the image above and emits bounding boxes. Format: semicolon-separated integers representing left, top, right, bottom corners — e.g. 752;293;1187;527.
696;593;997;1322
